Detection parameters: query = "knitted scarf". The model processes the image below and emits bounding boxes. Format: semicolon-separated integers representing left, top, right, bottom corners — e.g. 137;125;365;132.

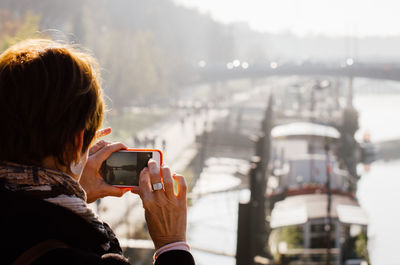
0;162;115;252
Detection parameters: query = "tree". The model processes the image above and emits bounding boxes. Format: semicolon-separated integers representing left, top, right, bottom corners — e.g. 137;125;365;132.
97;30;173;110
0;11;41;52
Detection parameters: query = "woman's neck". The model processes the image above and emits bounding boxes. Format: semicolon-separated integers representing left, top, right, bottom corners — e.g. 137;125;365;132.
42;156;79;181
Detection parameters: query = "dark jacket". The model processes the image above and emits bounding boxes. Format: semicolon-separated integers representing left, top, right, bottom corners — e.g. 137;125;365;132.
0;188;195;265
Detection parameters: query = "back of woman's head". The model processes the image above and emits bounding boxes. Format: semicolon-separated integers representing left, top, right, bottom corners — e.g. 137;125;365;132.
0;39;104;167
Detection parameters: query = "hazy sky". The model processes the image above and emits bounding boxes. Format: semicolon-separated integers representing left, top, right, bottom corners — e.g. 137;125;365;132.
174;0;400;37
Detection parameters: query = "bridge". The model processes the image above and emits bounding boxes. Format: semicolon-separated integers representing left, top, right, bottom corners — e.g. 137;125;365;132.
195;62;400;83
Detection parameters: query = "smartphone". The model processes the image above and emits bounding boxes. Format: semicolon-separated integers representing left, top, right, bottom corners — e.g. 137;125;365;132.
100;149;163;188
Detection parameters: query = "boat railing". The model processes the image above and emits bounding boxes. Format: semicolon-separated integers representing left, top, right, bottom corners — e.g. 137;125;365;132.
283;248;340;255
269;159;353;195
280;248;340;265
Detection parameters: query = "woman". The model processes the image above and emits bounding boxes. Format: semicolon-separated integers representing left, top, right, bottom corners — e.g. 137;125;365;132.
0;39;194;265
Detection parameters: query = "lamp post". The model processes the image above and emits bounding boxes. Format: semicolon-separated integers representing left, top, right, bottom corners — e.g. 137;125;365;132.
346;58;354;108
325;138;332;265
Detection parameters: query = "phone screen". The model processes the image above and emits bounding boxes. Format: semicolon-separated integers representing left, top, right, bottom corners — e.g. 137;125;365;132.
100;151;153;186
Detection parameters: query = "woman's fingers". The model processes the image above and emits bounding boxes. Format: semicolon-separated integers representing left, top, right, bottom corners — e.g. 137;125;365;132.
173;174;187;200
95;127;111;139
93;142;127;164
134;165;188;249
139;167;152;195
140;171;188;249
161;165;174;197
90;128;112;155
102;185;129;198
148;159;162;188
89;140;108;155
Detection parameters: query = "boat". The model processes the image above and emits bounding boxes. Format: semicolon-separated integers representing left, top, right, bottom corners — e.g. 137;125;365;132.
266;122;369;265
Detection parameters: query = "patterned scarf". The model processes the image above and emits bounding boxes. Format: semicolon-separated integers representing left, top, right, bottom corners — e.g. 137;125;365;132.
0;162;113;252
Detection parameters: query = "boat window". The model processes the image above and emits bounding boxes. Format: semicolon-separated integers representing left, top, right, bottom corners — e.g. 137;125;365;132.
310;223;336;249
269;226;304;250
341;224;368;263
269;225;304;262
289;160;327;187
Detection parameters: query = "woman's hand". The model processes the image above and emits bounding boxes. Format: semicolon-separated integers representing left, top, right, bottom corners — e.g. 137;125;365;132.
80;139;129;203
132;160;188;249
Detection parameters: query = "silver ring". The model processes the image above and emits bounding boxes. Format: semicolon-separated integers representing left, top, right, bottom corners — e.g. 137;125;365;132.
152;182;163;191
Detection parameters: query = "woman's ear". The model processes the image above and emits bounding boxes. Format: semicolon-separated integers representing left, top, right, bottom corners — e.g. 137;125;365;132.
75;130;85;155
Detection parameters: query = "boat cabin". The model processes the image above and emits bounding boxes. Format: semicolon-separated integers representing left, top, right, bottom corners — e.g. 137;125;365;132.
269;194;368;265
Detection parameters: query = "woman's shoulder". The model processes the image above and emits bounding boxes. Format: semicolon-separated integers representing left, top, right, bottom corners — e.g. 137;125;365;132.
1;188;195;265
1;189;121;263
1;188;107;244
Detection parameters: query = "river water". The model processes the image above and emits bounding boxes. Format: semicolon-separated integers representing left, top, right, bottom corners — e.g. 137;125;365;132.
188;78;400;265
354;79;400;265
